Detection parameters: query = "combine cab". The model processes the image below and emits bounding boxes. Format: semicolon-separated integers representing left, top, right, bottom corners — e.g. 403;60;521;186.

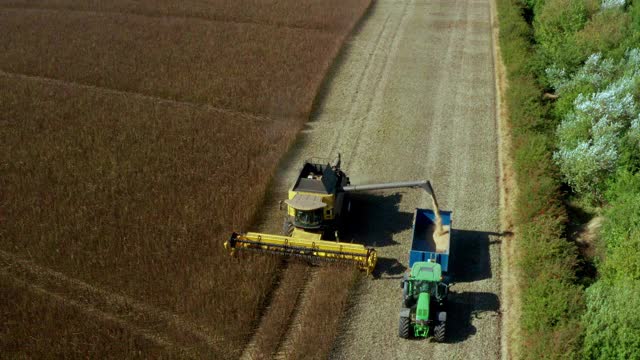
282;158;351;240
224;155;439;274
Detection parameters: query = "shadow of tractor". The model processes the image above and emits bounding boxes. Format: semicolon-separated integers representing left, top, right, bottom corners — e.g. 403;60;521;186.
446;291;501;343
450;229;502;283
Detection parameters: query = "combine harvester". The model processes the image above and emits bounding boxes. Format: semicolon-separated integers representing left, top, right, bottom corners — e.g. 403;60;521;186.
224;155;438;274
399;208;452;342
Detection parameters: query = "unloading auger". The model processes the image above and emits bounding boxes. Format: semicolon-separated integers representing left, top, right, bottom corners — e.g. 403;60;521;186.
224;155;437;274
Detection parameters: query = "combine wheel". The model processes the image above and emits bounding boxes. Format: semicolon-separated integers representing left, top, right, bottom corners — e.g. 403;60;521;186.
283;218;294;236
433;323;446;342
399;317;411;339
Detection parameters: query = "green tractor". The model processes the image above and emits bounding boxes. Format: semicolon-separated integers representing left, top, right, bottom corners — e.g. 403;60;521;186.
399;261;449;342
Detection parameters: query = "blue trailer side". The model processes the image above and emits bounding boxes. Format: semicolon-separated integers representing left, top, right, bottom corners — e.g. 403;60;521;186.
409;208;452;273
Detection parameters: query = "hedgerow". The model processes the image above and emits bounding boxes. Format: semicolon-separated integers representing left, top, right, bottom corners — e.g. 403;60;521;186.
496;0;585;357
498;0;640;358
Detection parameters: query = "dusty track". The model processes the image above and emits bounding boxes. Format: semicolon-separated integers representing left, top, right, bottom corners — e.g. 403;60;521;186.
242;0;502;358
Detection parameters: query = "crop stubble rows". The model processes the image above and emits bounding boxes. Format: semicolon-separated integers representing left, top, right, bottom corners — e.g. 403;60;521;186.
245;0;503;359
0;1;370;358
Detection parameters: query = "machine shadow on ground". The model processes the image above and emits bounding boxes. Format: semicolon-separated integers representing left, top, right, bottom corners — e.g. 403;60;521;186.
347;192;414;248
450;229;501;283
373;257;407;279
445;291;501;343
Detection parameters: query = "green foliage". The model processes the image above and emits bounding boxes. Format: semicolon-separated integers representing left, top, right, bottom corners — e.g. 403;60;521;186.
600;171;640;281
524;325;583;360
519;216;576;276
513;140;566;223
518;218;584;360
522;277;583;331
576;9;631;59
521;279;584;359
532;0;589;84
583;0;604;16
631;0;640;28
581;173;640;359
602;227;640;280
507;77;551;134
500;0;536;77
552;82;595;120
500;0;640;358
497;0;585;357
553;50;640;200
582;280;640;359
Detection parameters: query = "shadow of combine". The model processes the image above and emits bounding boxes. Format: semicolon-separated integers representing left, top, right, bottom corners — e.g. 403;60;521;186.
450;229;502;283
346;192;414;248
373;257;407;279
446;291;501;343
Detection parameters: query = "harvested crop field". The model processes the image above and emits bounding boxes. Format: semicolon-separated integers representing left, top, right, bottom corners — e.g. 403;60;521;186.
0;1;370;358
243;0;503;358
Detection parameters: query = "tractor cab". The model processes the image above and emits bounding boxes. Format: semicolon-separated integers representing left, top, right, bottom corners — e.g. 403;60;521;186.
403;261;448;305
399;261;449;341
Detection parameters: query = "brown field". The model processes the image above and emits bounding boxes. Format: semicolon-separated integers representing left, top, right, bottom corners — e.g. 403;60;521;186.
0;1;370;358
0;8;336;116
1;0;366;31
0;276;169;358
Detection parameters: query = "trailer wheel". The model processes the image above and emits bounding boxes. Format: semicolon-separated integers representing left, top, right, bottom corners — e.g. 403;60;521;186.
433;323;445;342
399;317;411;339
282;218;294;236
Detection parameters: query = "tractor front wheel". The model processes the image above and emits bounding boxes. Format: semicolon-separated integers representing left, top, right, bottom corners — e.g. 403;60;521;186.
399;317;411;339
433;323;445;342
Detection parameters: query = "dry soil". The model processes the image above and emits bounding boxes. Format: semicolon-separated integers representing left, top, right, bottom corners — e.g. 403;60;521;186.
248;0;502;358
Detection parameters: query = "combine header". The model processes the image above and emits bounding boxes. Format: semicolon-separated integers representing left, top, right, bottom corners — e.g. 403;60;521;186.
226;232;377;272
224;155;437;274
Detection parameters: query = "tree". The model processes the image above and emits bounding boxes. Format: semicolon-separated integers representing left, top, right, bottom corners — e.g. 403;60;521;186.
553;50;640;200
582;280;640;359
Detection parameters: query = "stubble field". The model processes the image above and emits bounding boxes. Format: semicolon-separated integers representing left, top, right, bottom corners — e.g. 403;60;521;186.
243;0;504;359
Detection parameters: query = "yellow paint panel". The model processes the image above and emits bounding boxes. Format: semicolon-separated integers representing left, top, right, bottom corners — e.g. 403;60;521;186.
292;228;323;241
286;190;335;219
225;231;377;274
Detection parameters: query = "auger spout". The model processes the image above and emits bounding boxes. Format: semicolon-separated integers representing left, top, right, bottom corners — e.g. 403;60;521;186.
343;180;437;205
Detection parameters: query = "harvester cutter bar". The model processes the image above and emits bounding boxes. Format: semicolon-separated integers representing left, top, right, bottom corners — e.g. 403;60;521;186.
238;247;362;268
225;232;376;274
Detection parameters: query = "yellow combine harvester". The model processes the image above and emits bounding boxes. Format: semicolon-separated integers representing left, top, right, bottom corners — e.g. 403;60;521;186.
224;155;436;274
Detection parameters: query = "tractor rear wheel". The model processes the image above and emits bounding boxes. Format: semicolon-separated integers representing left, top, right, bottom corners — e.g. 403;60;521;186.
399;317;411;339
283;218;294;236
433;323;445;342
